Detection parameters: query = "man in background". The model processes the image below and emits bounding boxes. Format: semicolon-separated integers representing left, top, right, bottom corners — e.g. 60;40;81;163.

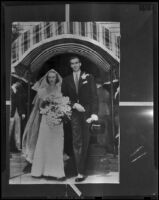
10;81;26;152
95;77;114;153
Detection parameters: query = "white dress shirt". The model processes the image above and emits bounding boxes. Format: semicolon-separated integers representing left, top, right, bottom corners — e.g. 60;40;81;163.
73;70;81;83
11;84;17;93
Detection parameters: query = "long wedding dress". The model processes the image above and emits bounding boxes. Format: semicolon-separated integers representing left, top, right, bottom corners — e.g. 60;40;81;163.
22;69;65;178
31;86;65;178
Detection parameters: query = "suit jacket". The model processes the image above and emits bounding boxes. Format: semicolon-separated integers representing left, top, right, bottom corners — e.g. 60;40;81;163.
62;71;98;116
11;87;26;118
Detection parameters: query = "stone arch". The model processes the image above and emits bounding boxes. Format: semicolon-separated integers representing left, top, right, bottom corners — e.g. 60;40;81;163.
19;38;119;74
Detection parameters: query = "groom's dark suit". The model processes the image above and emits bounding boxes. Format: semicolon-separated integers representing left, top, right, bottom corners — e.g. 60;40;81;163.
62;71;98;175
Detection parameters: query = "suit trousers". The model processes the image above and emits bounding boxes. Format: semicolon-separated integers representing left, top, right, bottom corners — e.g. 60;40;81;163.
71;109;91;175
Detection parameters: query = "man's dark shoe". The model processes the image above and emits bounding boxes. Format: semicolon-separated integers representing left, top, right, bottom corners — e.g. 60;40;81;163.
75;176;86;182
23;163;32;173
57;177;66;181
31;176;42;179
45;176;58;181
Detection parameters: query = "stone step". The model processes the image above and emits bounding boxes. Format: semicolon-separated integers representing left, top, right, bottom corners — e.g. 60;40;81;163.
10;153;26;178
86;154;119;173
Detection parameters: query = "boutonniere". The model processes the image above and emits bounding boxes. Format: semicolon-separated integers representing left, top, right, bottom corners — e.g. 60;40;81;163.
81;73;89;80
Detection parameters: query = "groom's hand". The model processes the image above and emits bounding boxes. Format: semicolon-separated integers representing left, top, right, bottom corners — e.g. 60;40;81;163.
86;114;98;123
73;103;85;112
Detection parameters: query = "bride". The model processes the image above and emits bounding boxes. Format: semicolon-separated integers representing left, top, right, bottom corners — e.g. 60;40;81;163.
22;69;66;180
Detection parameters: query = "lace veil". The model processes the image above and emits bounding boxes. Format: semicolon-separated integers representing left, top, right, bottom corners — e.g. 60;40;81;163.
32;69;62;92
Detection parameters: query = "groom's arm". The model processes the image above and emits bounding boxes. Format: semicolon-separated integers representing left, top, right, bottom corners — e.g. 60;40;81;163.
89;75;98;115
61;78;69;97
61;78;74;108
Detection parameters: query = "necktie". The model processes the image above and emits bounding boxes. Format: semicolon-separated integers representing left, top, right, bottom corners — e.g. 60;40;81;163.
74;73;79;94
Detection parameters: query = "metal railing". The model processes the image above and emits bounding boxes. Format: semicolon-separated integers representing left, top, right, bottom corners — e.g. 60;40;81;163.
11;22;120;66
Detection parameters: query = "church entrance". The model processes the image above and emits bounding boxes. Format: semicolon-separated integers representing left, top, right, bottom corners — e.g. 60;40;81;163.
33;53;109;81
30;53;115;175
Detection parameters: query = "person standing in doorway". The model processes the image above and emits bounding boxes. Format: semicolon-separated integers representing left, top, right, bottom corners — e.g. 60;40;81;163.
95;77;113;153
10;81;26;152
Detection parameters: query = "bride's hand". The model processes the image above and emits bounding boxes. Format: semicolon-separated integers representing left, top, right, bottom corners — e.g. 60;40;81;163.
73;103;85;112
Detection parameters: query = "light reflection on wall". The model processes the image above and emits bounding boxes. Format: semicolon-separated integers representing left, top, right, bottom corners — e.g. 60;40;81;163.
139;108;153;120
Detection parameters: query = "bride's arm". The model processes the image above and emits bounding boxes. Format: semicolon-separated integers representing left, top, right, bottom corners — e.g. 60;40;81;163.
38;98;44;110
33;89;45;111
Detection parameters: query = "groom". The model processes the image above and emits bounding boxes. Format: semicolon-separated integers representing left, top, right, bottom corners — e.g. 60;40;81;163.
62;56;98;182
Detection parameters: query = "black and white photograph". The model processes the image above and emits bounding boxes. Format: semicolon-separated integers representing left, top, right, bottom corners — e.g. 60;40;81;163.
2;2;157;198
9;20;120;184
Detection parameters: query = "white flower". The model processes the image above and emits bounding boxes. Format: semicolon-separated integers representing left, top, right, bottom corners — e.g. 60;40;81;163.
81;73;89;80
40;106;50;114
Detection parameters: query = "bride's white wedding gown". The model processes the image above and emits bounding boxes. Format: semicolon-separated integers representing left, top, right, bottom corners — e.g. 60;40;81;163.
31;88;65;178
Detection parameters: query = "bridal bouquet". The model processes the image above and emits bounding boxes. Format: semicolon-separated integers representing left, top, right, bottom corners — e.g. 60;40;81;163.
40;94;72;128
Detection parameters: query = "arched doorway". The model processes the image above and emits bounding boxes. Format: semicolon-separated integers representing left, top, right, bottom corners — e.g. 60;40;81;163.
29;51;112;116
14;38;119;116
34;53;110;81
